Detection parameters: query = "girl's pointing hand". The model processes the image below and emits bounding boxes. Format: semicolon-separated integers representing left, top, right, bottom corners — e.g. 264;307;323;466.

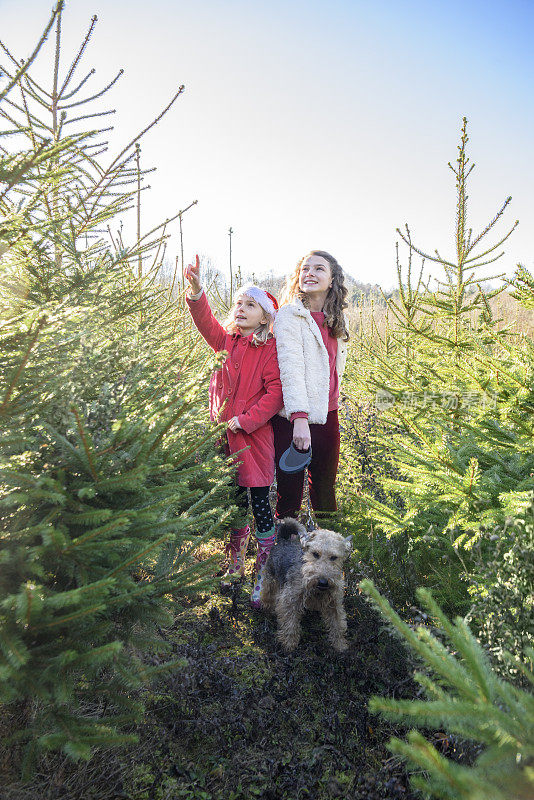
184;254;202;294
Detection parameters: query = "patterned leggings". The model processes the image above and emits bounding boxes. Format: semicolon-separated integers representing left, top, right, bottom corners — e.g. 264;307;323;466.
235;485;274;536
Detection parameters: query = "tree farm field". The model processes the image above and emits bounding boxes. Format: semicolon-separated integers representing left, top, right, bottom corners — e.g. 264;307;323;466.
1;4;533;800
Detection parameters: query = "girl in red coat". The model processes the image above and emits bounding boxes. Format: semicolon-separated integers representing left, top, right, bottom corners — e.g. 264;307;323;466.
185;256;283;607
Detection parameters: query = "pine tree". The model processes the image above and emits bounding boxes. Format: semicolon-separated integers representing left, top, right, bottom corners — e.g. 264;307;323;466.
360;579;534;800
1;6;237;774
341;119;534;613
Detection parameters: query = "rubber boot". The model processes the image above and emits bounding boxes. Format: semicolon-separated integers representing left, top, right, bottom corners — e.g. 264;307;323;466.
220;525;251;589
250;529;275;609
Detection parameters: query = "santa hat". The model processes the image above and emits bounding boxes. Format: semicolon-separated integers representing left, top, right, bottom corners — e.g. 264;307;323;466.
234;284;279;317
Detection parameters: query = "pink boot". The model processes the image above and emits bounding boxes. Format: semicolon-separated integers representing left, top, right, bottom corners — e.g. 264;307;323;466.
250;531;275;609
220;526;251;589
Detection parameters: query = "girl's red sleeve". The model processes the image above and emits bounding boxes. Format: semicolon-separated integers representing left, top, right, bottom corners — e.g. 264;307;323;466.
186;291;227;352
237;347;284;434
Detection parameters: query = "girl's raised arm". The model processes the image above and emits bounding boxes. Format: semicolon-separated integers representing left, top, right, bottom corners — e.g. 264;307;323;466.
184;255;227;352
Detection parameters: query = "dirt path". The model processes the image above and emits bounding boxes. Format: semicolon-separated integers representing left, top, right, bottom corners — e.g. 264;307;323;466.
119;573;419;800
3;560;421;800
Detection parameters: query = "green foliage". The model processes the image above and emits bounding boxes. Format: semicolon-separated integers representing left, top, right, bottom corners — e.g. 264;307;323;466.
468;495;534;684
360;580;534;800
0;7;237;774
341;118;533;615
508;264;534;310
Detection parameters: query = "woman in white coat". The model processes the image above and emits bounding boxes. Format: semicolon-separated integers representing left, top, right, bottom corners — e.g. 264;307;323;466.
273;250;349;524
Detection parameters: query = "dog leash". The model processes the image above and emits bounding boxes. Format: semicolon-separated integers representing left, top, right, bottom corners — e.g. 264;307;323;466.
303;466;318;532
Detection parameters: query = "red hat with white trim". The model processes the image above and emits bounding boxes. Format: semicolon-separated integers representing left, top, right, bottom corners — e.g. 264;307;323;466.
234;284;279;316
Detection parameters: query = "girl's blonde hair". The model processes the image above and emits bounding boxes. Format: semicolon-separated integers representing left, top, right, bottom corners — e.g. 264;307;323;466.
224;297;274;346
279;250;350;341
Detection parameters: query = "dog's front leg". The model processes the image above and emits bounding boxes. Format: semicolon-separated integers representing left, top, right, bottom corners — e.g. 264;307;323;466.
320;601;348;652
275;589;303;652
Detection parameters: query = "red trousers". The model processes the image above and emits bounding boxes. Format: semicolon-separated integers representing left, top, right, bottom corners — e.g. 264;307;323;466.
272;410;340;520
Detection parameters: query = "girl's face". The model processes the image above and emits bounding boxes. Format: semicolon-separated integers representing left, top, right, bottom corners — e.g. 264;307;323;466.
298;255;332;296
233;295;268;335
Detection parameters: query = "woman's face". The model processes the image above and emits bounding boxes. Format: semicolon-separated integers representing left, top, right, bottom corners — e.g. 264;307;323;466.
298;254;332;296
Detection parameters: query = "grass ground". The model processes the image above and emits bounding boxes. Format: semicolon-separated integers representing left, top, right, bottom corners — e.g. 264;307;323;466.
3;540;426;800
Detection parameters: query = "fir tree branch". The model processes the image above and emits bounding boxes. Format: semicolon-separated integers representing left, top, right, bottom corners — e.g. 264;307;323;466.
0;1;64;103
60;68;95;101
466;197;513;255
59;69;124;110
63;108;116;126
39;602;106;629
70;404;100;480
104;85;185;180
58;14;97;98
105;533;172;578
0;315;46;415
396;226;456;269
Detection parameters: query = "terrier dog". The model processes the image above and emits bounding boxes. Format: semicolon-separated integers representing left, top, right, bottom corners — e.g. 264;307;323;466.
260;518;352;652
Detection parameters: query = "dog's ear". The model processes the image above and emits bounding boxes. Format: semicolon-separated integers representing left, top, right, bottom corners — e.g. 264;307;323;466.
343;535;353;554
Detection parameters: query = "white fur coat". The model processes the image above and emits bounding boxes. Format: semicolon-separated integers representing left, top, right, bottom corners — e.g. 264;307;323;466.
273;299;347;424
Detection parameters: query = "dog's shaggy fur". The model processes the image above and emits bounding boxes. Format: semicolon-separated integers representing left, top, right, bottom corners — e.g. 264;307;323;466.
260;518;352;652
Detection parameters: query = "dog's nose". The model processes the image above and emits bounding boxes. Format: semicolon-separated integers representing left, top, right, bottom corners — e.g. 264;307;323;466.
317;578;329;590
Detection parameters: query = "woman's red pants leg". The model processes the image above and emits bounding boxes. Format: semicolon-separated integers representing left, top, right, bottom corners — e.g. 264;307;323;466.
272;410;340;520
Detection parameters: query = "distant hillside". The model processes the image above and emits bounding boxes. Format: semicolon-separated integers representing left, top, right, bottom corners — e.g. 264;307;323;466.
241;269;390;307
156;260;533;336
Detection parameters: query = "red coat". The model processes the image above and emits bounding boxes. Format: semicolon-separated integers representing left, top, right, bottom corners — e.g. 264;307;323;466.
186;292;283;487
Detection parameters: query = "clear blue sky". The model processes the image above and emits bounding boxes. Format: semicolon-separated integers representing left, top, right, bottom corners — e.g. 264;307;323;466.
1;0;533;289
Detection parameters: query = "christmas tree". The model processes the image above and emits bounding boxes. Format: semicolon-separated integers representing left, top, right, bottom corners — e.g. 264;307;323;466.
1;4;236;774
361;579;534;800
341;119;534;615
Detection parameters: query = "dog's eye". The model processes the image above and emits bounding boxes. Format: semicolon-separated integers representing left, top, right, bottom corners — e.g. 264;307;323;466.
330;556;337;561
312;551;320;559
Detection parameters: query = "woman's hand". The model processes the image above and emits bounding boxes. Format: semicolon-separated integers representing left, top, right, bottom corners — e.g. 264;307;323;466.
293;418;311;450
184;254;202;295
227;416;243;433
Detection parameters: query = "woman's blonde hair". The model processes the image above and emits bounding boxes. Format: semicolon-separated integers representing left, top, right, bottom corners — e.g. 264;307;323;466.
224;298;274;346
279;250;350;341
